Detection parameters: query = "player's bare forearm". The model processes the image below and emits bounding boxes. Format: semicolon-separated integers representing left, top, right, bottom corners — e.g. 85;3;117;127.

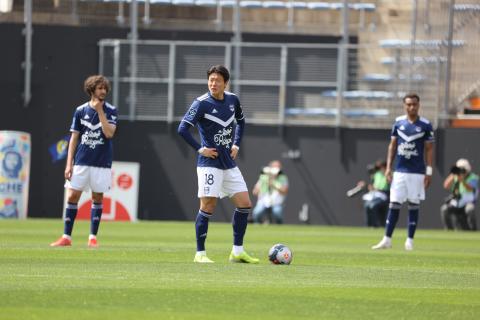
424;142;434;189
65;133;79;179
385;138;397;182
425;142;433;167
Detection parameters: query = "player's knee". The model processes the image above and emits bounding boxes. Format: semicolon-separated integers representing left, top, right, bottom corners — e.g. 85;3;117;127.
389;202;402;210
200;198;217;213
67;190;81;204
92;194;103;203
407;202;420;210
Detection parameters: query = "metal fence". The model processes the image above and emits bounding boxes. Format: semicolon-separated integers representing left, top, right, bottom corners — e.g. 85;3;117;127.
8;0;480;127
403;0;480;121
99;39;445;128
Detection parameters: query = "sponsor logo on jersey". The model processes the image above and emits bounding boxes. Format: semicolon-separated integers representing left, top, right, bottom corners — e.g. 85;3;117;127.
81;130;105;149
214;127;233;148
84;114;90;119
399;125;405;130
212;108;218;114
398;142;418;159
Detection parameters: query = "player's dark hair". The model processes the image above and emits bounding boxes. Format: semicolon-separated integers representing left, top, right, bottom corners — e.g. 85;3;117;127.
207;65;230;83
403;93;420;103
84;75;111;97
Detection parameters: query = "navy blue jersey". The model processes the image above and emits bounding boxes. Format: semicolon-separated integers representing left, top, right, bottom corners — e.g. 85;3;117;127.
70;102;118;168
391;115;434;174
181;91;244;169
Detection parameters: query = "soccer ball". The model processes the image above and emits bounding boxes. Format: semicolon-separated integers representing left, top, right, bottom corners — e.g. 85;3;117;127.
268;244;293;265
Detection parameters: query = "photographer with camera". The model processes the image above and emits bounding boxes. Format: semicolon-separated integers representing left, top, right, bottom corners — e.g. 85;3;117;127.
347;160;390;227
440;158;478;231
363;160;390;227
252;160;289;224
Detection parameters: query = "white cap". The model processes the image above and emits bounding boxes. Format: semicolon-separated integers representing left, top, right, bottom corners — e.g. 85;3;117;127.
456;158;471;172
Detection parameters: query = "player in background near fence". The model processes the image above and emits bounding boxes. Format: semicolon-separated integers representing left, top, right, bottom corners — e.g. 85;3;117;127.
372;93;434;251
50;75;117;248
178;65;259;264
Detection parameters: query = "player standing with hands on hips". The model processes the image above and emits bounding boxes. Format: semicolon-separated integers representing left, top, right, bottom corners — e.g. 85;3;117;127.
50;75;118;248
372;93;434;251
178;65;259;264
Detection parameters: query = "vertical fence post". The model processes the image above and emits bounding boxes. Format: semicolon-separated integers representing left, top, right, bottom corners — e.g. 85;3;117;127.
129;0;138;121
443;0;455;120
23;0;32;107
279;46;288;125
335;0;349;127
113;41;120;110
167;43;176;124
232;0;242;96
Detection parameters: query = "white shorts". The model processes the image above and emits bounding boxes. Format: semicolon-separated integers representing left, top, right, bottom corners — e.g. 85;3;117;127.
390;172;425;204
64;165;112;193
197;166;248;198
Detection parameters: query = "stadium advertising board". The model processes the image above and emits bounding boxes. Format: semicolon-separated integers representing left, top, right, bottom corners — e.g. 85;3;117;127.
64;161;140;221
0;131;31;219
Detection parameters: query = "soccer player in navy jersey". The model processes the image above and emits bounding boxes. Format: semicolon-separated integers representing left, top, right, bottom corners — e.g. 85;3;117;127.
372;93;434;251
50;75;118;248
178;65;259;263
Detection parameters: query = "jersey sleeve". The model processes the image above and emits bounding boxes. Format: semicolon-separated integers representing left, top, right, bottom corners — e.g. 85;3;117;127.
181;100;204;126
235;98;245;121
70;109;81;132
390;122;398;138
425;123;434;142
108;107;118;126
233;96;245;147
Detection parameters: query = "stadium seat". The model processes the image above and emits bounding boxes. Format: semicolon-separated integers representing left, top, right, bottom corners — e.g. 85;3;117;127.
87;0;377;12
195;0;217;6
219;0;235;7
321;90;394;99
285;107;389;118
363;73;426;82
381;56;447;65
240;1;263;8
262;1;287;9
171;0;195;6
379;39;465;48
288;2;307;9
454;4;480;12
306;2;331;10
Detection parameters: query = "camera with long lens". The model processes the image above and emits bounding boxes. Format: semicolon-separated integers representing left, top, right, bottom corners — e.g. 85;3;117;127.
263;166;280;176
450;165;467;175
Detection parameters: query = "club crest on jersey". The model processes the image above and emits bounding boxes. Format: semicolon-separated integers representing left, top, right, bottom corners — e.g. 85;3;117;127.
229;105;235;112
415;126;421;132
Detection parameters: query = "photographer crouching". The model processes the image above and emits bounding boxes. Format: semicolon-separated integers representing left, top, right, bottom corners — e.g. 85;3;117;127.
252;160;289;224
440;158;479;231
347;160;390;227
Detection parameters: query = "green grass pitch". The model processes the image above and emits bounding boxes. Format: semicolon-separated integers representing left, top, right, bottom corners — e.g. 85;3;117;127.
1;219;479;319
